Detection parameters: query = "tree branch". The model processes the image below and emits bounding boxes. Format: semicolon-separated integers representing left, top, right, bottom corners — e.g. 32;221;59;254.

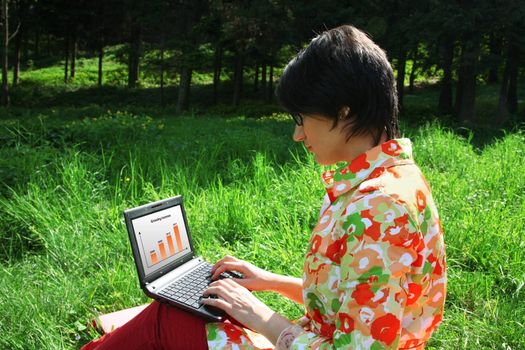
7;21;21;43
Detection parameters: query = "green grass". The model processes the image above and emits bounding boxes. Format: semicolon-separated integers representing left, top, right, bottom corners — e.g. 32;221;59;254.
1;56;524;349
21;57;127;87
1;110;524;349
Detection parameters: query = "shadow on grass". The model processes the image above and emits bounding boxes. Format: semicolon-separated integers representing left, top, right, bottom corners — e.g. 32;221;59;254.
401;83;525;150
8;79;280;115
6;80;524;146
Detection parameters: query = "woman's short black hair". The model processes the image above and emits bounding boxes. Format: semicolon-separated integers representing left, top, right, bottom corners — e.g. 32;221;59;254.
275;25;399;145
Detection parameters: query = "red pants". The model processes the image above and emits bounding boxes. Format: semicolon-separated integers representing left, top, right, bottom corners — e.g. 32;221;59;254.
81;301;209;350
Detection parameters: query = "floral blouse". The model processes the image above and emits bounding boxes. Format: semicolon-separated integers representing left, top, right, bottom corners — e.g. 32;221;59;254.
206;138;447;350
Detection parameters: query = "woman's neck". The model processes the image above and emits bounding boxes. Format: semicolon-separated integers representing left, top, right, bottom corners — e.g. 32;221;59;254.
342;131;388;164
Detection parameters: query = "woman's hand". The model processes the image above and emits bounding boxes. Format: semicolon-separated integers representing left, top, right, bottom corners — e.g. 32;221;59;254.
210;255;274;291
201;278;293;344
202;278;272;330
211;255;305;304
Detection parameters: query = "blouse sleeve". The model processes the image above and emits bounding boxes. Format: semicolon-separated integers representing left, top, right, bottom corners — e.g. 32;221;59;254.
289;194;420;349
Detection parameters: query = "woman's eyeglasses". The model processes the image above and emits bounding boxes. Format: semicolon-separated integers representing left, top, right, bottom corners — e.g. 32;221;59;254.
291;112;303;126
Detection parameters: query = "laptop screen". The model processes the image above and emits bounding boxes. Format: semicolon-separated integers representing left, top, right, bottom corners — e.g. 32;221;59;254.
130;204;192;277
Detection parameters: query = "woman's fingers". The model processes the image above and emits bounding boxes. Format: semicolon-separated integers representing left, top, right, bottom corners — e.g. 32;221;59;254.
203;279;239;307
210;261;245;280
204;278;238;296
211;255;239;274
202;279;277;333
209;256;270;291
201;295;231;312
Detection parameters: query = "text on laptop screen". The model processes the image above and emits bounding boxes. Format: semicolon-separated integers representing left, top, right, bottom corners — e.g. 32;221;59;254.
131;205;191;276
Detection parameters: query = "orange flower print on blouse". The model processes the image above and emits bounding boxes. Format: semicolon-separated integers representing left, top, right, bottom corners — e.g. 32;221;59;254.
205;138;446;350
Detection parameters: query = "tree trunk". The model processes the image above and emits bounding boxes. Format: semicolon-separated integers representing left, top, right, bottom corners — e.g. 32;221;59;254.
408;49;418;94
128;22;142;88
495;52;510;125
96;0;105;87
254;63;259;92
70;28;77;79
267;64;274;102
12;22;21;87
34;30;39;57
454;72;462;117
212;44;222;104
232;52;244;106
160;36;165;108
261;62;267;97
438;37;454;114
507;43;519;114
45;34;52;56
64;34;69;83
396;49;407;110
487;32;502;84
176;66;191;112
98;44;103;87
455;40;479;122
1;0;9;107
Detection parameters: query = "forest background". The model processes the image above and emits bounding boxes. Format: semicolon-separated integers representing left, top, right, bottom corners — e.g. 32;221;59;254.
0;0;524;349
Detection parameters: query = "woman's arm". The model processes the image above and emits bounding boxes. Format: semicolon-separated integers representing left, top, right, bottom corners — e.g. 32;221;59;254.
262;273;304;304
211;255;304;304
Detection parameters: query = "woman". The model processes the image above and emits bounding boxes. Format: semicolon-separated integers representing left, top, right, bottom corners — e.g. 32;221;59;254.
82;24;446;350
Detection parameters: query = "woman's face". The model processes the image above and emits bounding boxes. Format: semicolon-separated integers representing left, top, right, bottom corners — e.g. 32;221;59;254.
293;113;378;166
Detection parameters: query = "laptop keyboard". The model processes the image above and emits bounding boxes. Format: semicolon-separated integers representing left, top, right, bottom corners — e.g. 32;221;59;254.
158;263;213;309
158;262;244;309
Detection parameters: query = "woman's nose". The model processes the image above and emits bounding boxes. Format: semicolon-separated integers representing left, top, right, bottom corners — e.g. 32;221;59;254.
293;124;305;142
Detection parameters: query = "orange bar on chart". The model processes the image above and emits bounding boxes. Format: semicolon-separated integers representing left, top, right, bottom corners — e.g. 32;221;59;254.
150;251;158;265
173;224;183;251
166;233;175;256
158;240;167;260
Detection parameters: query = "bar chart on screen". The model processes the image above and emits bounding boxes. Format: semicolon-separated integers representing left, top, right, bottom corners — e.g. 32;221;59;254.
132;205;191;273
140;223;187;267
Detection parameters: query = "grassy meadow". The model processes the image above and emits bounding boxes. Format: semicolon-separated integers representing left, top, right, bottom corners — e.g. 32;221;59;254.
0;58;524;349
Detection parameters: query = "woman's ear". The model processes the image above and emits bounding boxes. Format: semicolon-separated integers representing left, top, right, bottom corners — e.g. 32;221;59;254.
338;106;351;120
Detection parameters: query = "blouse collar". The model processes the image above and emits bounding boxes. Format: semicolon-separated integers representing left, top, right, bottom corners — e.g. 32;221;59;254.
321;138;414;202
